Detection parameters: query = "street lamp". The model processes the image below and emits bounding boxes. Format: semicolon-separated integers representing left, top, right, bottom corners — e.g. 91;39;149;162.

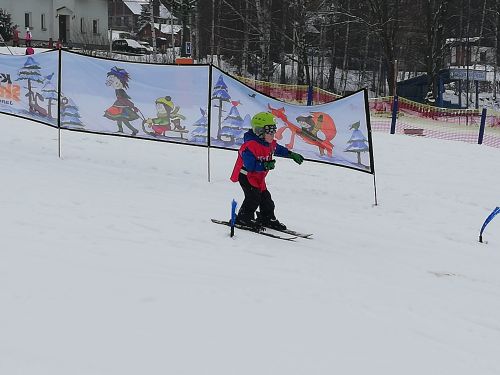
180;0;197;57
166;0;197;58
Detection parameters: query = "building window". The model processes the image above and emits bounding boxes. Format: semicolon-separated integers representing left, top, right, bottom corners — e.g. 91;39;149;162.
80;18;86;33
41;13;46;30
24;12;32;28
480;51;487;63
92;19;99;34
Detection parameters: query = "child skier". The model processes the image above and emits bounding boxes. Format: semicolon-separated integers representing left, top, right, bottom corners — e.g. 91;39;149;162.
230;112;304;230
25;27;32;47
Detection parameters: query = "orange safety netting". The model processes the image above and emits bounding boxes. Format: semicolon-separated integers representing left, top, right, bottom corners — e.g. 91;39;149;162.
233;76;500;149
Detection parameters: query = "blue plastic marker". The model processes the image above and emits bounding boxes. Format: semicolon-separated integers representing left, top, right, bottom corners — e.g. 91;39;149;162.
479;207;500;243
230;199;237;237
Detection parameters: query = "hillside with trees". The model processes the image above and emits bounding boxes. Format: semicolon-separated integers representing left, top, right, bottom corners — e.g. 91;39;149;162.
155;0;499;102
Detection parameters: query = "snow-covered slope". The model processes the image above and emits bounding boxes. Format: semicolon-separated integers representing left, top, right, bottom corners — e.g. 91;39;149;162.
1;113;499;375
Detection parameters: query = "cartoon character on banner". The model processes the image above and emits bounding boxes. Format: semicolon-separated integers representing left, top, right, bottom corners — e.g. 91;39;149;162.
143;96;187;138
268;105;337;157
104;66;140;136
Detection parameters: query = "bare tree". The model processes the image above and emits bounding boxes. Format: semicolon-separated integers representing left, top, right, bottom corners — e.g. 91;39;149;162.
365;0;401;96
423;0;450;100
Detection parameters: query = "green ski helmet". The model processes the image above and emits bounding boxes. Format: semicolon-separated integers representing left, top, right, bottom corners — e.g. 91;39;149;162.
251;112;277;136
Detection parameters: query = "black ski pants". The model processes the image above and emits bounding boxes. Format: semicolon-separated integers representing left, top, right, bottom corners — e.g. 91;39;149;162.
237;173;275;221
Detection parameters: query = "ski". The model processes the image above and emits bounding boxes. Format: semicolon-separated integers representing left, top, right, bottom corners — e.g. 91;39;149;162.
211;219;298;241
265;227;313;239
254;213;313;238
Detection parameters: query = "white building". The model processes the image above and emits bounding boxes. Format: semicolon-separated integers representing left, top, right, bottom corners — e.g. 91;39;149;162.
109;0;177;34
1;0;108;45
446;37;496;67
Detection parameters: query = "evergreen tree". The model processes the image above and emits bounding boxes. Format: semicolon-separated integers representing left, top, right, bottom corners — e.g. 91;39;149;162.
0;8;12;42
344;121;369;165
220;103;244;144
60;97;84;128
41;73;57;118
241;114;251;132
191;107;208;143
16;57;45;113
137;3;152;32
211;75;231;140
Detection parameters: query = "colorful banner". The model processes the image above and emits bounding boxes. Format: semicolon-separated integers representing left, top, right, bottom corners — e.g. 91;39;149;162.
210;67;374;173
60;51;210;146
0;50;59;127
0;52;375;174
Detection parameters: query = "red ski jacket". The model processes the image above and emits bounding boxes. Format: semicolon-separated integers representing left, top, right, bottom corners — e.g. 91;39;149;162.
230;130;290;191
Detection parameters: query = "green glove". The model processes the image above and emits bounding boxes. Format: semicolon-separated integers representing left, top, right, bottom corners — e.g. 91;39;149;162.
289;151;304;165
263;159;276;170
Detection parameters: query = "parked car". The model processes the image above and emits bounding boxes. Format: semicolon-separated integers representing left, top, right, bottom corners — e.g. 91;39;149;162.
112;39;147;55
138;41;154;54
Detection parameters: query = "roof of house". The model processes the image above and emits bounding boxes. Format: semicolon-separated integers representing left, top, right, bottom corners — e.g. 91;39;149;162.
159;24;182;34
139;22;182;34
123;0;177;20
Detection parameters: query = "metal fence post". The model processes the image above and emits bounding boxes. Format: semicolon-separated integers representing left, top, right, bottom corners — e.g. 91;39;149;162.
307;84;313;106
390;95;398;134
478;107;487;145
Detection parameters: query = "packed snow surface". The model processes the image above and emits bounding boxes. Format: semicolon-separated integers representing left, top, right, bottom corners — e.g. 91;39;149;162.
1;113;499;375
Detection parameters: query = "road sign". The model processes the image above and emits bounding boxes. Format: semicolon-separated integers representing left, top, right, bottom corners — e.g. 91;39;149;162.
185;41;191;56
449;68;487;81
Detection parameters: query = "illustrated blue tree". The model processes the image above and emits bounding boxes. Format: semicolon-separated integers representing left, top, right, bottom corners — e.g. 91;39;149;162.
191;108;208;144
41;73;57;118
211;75;231;140
240;114;252;139
220;103;244;144
16;56;45;115
344;121;369;165
60;96;84;128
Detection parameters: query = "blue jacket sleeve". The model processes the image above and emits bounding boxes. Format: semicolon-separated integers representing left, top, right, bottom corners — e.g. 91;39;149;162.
274;143;291;157
241;149;265;172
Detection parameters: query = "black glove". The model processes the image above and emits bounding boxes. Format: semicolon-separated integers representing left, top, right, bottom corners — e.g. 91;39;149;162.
289;151;304;165
263;159;276;170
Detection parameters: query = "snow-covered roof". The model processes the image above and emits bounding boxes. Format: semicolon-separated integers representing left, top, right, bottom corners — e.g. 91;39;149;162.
446;37;481;44
159;4;175;19
306;24;320;34
159;24;182;34
139;23;182;34
123;0;145;15
123;0;177;20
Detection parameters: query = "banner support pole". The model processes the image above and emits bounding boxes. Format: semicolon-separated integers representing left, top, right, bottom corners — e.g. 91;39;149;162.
363;88;378;207
372;172;378;206
57;47;62;159
207;65;213;182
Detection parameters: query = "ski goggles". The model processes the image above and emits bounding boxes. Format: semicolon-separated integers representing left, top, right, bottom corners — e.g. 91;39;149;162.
263;124;277;134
